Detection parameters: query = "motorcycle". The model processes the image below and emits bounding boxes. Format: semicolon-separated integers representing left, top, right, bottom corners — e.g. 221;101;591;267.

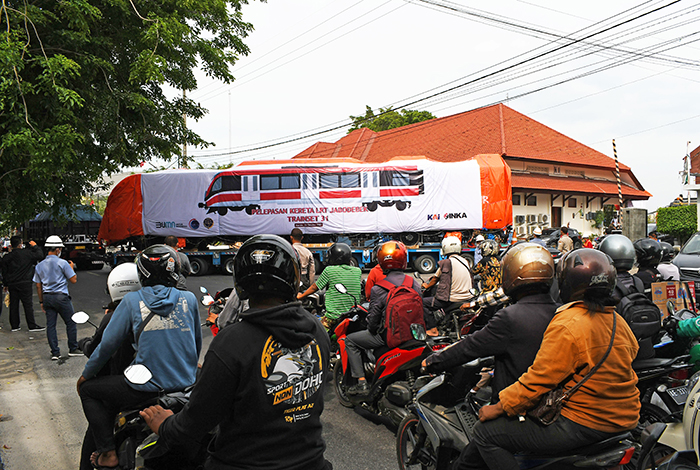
397;364;694;470
199;286;232;336
113;364;211;470
332;282;447;427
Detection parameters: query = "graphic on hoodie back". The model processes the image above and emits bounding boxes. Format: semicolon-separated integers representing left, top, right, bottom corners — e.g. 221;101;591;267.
139;298;192;333
261;335;324;420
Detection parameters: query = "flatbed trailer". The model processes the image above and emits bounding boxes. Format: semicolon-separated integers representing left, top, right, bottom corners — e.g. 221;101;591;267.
110;248;238;275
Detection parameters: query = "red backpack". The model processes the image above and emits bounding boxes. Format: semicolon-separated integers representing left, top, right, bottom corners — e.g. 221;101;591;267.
376;276;425;348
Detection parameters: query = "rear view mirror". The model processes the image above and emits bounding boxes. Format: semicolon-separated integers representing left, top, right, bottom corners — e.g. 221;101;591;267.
335;283;348;294
72;311;90;324
411;323;427;341
124;364;152;385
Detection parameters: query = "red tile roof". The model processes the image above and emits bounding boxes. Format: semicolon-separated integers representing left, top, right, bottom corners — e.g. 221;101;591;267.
690;143;700;175
512;173;650;199
293;103;648;197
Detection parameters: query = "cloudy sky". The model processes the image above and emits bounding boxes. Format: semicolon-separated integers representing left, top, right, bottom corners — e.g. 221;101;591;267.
177;0;700;212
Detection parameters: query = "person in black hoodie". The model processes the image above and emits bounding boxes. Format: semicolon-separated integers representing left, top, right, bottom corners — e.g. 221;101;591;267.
1;236;45;331
140;234;332;470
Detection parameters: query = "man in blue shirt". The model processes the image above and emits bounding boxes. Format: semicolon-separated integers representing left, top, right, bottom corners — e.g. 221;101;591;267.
33;236;79;360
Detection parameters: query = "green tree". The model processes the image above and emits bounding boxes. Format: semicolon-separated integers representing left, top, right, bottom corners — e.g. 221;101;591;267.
657;205;698;244
0;0;255;229
348;105;435;133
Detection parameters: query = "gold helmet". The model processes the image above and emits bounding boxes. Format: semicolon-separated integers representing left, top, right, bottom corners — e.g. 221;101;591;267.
501;243;555;297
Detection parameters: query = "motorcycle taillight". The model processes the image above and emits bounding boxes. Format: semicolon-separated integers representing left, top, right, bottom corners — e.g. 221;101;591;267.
670;368;690;381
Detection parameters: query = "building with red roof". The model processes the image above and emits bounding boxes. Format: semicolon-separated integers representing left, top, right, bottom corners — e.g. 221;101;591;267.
293;103;650;237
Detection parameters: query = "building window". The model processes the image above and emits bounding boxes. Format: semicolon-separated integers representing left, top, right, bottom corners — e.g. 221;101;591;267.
512;194;521;206
525;195;537;206
567;198;577;208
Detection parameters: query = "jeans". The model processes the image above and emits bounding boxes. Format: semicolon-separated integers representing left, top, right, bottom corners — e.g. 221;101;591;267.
454;415;617;470
80;375;158;453
8;283;38;329
44;292;78;356
345;330;385;379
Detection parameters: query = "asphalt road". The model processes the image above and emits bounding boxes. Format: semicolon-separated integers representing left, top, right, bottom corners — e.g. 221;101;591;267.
0;266;398;470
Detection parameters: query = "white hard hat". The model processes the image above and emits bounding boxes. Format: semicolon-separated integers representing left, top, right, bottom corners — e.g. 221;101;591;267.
45;235;64;248
107;263;142;302
441;236;462;256
475;235;485;242
533;227;542;236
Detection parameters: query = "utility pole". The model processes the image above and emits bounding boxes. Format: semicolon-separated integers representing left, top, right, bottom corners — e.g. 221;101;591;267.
181;89;187;168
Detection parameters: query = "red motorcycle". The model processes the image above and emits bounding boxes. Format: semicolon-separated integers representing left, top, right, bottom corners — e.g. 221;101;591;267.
332;283;448;427
199;286;232;337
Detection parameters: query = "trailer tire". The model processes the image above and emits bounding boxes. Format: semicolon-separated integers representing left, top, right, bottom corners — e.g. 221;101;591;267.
223;258;235;275
366;202;378;212
395;201;407;211
189;258;209;276
460;253;474;270
414;255;436;274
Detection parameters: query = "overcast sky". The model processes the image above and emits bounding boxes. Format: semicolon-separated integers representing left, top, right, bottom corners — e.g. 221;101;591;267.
176;0;700;212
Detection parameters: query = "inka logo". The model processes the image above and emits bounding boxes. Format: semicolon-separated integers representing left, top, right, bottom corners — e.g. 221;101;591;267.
443;213;468;219
427;214;441;221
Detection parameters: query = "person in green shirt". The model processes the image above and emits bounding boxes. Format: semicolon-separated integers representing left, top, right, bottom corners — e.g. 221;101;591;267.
298;243;361;330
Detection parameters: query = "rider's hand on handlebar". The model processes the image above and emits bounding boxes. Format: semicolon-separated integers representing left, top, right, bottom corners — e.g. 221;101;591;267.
663;315;679;339
140;405;174;435
478;402;504;422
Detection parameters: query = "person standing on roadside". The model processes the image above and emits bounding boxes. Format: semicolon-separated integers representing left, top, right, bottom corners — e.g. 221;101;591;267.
164;236;191;290
1;235;45;332
33;236;80;360
530;227;547;248
290;228;315;291
557;226;574;254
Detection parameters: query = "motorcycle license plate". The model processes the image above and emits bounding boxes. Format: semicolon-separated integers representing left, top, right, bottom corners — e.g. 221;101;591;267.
92;260;103;264
667;385;689;406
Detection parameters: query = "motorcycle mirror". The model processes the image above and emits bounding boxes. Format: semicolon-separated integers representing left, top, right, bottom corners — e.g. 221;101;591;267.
667;300;676;317
72;311;98;328
199;286;208;294
124;364;153;385
411;323;427;341
201;295;215;306
334;283;348;294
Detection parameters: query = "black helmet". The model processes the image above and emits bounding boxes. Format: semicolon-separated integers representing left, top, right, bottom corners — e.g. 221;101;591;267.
137;244;181;288
327;242;352;266
659;241;674;262
234;234;300;301
597;234;635;271
557;248;616;304
501;243;555;297
633;238;662;268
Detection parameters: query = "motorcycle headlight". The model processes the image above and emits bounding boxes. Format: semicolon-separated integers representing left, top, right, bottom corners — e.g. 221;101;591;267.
688;371;700;392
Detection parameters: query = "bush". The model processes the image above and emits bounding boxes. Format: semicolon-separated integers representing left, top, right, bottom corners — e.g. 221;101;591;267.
657;205;697;244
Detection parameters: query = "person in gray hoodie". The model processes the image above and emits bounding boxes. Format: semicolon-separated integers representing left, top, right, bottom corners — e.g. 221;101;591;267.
77;245;201;470
141;235;332;470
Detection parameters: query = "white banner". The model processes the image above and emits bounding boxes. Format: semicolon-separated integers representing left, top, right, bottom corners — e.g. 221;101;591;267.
141;159;484;237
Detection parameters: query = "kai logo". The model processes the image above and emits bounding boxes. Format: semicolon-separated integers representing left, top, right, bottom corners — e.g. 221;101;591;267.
274;386;293;405
427;214;441;221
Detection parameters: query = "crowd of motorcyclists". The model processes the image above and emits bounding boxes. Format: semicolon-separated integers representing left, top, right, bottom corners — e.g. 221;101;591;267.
64;226;699;470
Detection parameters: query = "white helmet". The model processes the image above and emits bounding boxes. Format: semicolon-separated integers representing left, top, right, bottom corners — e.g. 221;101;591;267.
533;227;542;236
441;236;462;256
475;234;485;243
45;235;64;248
107;263;142;302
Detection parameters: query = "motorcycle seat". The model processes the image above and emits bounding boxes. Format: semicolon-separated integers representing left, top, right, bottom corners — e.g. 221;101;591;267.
520;432;632;457
633;355;690;371
373;339;426;359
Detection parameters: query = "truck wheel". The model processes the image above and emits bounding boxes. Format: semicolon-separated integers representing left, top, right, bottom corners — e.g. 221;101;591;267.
189;258;209;276
223;258;235;275
400;232;420;245
395;201;407;211
414;255;436;274
366;202;378;212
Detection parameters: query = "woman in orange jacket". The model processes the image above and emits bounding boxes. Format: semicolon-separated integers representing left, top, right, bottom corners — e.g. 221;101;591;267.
464;249;640;470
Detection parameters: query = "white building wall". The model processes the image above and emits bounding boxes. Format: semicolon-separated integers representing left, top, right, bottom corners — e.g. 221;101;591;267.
512;191;605;238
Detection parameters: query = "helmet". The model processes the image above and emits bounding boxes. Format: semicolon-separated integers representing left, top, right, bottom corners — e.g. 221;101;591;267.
233;234;300;301
557;249;616;304
501;243;555;297
480;239;499;257
377;240;408;271
597;234;635;270
660;241;674;262
327;243;352;266
633;238;662;268
475;234;485;243
107;263;141;302
441;236;462;256
136;244;181;288
45;235;64;248
533;227;542;236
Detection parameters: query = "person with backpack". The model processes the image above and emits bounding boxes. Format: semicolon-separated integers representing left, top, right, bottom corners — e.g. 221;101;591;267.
422;243;559;470
598;234;661;360
421;236;473;326
345;241;425;396
658;241;680;281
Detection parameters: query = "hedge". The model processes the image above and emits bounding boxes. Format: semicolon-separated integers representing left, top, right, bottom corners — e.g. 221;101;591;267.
657;205;698;244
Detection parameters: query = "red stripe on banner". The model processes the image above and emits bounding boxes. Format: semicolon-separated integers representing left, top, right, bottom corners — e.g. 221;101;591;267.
207;193;242;205
320;190;362;199
260;191;301;200
380;188;420;197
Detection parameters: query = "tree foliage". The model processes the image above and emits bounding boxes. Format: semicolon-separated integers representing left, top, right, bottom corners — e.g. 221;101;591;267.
0;0;255;229
657;205;698;244
348;105;435;133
